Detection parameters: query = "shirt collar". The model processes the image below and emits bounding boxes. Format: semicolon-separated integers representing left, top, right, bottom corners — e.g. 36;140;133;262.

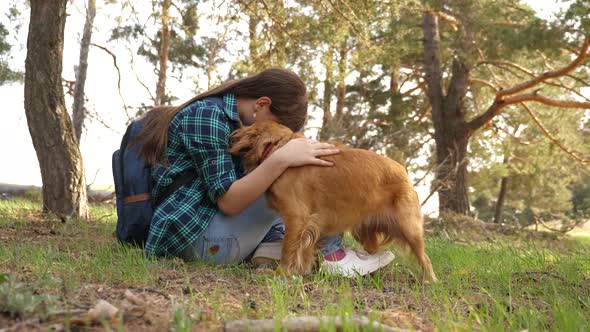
222;93;240;122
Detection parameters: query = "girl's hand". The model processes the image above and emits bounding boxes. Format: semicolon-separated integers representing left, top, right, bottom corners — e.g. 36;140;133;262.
270;138;340;168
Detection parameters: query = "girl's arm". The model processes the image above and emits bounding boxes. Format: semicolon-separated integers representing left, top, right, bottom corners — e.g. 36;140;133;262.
217;138;339;216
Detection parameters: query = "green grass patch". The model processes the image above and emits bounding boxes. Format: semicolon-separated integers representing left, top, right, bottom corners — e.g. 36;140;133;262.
0;198;588;331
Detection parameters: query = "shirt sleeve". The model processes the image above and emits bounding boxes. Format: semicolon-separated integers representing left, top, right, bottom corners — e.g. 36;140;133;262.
178;104;238;203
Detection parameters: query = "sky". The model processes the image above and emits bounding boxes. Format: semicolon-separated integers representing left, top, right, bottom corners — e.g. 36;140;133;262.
0;0;569;216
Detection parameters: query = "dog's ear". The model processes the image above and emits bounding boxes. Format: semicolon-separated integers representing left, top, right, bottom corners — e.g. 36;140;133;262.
252;122;294;158
229;125;258;156
230;121;294;172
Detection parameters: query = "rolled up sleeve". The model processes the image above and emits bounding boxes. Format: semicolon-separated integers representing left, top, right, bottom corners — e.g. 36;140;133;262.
179;105;238;202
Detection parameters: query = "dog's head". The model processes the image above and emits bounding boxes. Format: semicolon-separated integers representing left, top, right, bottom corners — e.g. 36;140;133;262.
230;121;300;172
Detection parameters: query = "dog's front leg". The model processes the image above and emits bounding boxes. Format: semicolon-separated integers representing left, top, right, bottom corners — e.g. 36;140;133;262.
280;214;319;275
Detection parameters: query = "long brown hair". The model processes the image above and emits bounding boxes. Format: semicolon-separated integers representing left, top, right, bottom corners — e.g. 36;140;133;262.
136;68;308;166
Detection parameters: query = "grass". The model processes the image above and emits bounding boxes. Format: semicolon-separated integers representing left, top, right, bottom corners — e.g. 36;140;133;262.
0;198;589;331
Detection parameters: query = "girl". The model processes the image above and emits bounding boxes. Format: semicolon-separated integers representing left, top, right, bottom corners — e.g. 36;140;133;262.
137;68;394;277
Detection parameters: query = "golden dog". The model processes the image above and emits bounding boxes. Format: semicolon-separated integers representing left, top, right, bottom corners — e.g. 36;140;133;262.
230;121;436;282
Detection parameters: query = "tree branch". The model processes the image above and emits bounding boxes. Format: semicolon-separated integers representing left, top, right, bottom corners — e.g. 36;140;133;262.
90;43;132;121
477;60;590;103
519;102;590;164
470;78;499;91
324;0;370;42
503;94;590;109
467;37;590;133
401;81;427;96
469;79;590;164
126;45;156;105
236;0;311;55
495;38;589;100
477;60;534;76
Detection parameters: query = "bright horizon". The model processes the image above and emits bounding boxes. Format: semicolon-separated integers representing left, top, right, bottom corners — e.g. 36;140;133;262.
0;0;570;216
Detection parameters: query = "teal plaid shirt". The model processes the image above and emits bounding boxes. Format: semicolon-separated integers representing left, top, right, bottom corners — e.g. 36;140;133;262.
145;93;242;257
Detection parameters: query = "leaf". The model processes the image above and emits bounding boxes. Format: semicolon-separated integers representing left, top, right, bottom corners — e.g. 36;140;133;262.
0;273;8;284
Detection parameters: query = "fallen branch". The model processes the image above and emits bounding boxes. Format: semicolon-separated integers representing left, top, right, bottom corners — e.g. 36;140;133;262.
0;318;41;332
536;216;585;234
224;315;402;332
127;286;172;300
0;309;87;332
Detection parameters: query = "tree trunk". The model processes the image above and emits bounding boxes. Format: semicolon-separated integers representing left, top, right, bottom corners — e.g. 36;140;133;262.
206;38;217;89
155;0;171;106
270;0;287;67
24;0;88;219
320;48;333;141
494;176;509;224
335;41;347;119
434;129;470;214
422;11;471;215
248;8;261;73
389;68;400;118
72;0;96;144
494;153;511;223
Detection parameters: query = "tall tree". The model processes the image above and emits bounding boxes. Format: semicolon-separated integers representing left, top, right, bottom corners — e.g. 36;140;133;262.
72;0;97;144
234;0;291;75
110;0;206;107
24;0;88;218
155;0;170;105
421;1;590;215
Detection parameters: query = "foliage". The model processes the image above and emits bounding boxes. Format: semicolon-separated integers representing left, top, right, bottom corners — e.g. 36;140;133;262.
469;67;589;223
572;174;590;214
4;0;589;219
96;0;590;215
415;0;589;214
0;273;58;319
0;21;22;84
109;0;234;107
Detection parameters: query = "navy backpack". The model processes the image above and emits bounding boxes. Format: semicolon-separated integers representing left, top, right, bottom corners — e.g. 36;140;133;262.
112;118;195;247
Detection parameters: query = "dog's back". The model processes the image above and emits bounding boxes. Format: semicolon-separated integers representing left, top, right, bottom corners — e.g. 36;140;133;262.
270;146;412;221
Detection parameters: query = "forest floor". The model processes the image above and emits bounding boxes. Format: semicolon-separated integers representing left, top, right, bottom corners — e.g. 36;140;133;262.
0;198;589;331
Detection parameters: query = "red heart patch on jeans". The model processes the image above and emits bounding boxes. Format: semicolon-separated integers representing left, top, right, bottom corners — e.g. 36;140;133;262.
209;244;220;255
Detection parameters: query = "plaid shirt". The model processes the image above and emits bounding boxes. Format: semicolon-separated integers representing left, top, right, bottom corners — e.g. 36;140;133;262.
145;93;242;257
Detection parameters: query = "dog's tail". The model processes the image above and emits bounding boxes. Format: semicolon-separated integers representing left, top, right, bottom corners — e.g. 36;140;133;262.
389;189;437;283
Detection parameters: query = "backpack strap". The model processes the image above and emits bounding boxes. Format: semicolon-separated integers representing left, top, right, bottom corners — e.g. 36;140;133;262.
119;123;134;198
121;171;197;207
123;193;151;205
153;171;198;207
119;120;198;208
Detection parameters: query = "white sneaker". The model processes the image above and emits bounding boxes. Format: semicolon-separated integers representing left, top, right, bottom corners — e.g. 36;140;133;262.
251;241;282;268
321;248;395;277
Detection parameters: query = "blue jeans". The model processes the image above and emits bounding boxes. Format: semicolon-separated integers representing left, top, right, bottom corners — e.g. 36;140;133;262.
180;195;342;264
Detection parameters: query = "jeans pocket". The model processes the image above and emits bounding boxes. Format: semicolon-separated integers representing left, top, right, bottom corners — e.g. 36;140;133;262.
199;236;240;265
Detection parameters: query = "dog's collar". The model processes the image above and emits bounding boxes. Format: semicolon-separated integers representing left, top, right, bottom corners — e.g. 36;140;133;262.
259;143;274;165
